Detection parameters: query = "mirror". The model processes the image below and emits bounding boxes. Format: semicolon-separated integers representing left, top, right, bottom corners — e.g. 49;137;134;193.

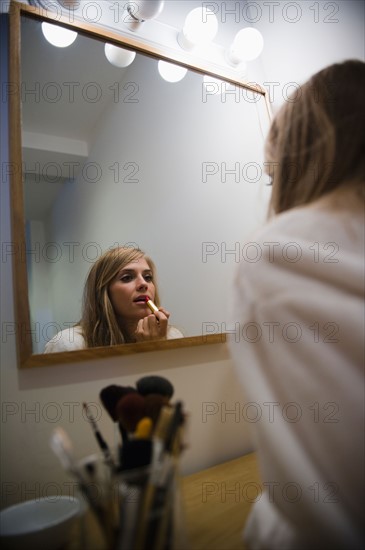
9;2;271;368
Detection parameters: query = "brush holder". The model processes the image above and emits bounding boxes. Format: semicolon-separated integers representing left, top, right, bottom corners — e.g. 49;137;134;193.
113;459;178;550
76;455;187;550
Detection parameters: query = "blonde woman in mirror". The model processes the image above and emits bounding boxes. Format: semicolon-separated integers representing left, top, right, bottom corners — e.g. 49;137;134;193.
229;60;364;549
44;247;183;352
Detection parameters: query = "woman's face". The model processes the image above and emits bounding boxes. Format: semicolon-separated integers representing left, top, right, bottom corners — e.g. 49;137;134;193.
108;257;156;323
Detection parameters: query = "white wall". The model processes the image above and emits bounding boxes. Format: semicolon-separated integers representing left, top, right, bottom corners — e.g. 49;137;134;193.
254;0;365;111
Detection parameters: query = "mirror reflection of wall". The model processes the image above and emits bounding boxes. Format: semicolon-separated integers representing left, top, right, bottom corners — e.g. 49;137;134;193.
21;17;271;354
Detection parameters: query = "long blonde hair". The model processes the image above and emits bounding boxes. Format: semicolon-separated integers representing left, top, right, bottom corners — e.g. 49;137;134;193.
80;247;160;347
267;59;365;215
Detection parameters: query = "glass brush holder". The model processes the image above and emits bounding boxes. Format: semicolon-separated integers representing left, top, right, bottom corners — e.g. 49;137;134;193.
76;402;189;550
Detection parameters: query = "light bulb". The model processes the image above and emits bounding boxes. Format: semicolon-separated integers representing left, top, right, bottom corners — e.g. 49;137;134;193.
131;0;165;20
104;44;136;68
178;7;218;50
41;22;77;48
228;27;264;64
158;61;187;83
123;1;165;31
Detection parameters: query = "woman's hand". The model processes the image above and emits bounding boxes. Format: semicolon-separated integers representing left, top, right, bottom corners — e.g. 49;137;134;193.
134;307;170;341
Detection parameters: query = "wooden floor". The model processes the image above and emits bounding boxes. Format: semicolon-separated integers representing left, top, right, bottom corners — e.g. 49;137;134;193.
180;453;261;550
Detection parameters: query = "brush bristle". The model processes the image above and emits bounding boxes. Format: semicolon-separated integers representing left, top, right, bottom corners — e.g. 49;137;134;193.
135;417;153;439
136;376;174;399
144;394;170;427
99;385;137;421
116;393;146;433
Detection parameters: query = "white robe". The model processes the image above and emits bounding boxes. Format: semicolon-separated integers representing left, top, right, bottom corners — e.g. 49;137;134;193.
229;194;364;549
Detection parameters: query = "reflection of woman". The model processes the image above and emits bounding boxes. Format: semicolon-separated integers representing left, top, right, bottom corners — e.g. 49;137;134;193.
229;61;364;549
44;247;183;352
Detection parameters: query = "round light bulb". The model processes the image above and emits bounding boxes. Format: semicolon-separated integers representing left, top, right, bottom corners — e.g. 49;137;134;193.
231;28;264;62
131;0;165;20
123;0;165;30
41;22;77;48
179;7;218;49
157;61;187;83
104;44;136;68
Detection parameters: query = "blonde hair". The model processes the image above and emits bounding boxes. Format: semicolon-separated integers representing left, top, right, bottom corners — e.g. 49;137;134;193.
267;60;365;215
80;247;160;347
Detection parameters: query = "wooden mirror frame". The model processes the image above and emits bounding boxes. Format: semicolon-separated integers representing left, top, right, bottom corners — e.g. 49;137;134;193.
8;0;270;368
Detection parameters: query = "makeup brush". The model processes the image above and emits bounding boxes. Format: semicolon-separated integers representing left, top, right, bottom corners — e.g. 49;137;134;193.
116;392;147;434
133;405;176;550
143;402;185;549
83;402;115;470
50;427;84;482
136;375;174;400
99;385;137;422
135;417;153;439
163;401;184;454
144;394;171;428
118;417;153;471
50;427;116;547
99;385;137;447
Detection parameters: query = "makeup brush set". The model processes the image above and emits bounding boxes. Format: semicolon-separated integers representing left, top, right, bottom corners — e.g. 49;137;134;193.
50;375;187;550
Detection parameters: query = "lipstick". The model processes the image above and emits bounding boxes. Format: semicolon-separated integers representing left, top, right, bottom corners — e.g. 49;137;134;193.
144;296;159;314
